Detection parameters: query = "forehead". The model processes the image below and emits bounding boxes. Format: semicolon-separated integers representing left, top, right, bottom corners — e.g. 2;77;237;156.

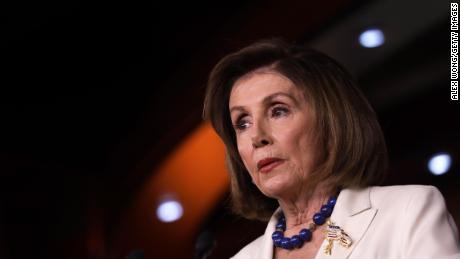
229;70;302;107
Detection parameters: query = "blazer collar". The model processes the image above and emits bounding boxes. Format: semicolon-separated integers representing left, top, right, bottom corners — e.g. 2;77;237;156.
257;187;377;259
316;187;377;259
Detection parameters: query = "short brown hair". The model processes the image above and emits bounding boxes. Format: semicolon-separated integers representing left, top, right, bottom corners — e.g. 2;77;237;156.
203;39;388;221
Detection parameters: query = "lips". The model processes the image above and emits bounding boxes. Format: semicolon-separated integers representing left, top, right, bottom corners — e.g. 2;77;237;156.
257;157;284;173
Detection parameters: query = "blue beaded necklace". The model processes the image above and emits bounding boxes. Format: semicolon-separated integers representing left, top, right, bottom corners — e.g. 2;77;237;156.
272;195;338;250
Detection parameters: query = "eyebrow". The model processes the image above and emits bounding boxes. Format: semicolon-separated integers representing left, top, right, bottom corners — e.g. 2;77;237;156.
229;92;298;114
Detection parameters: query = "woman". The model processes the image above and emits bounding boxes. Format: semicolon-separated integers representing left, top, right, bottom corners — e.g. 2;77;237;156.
203;39;460;259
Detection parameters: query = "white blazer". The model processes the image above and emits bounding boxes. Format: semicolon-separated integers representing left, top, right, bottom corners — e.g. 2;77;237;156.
231;185;460;259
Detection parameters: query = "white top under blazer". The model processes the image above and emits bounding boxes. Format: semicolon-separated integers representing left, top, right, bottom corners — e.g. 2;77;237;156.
231;185;460;259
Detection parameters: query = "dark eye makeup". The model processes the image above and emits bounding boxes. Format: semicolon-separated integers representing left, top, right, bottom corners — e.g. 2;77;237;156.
232;103;290;132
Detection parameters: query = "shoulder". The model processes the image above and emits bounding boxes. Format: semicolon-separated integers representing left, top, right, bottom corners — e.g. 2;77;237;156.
368;185;445;208
365;186;460;257
338;185;449;221
230;207;281;259
337;185;444;215
230;235;265;259
370;184;440;195
367;185;454;231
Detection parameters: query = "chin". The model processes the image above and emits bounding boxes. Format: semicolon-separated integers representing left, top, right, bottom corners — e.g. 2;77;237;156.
258;178;292;199
252;169;296;197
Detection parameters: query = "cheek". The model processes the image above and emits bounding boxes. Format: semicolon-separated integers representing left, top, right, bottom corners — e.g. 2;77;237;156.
275;123;313;161
293;128;316;165
276;127;303;151
237;138;254;170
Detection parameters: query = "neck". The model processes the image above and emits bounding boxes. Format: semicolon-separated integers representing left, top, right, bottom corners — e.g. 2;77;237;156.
277;183;334;230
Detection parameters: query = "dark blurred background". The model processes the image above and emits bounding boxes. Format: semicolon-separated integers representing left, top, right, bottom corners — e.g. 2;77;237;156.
1;0;458;258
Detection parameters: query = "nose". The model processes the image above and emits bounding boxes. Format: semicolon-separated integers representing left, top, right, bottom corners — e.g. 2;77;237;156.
251;121;272;148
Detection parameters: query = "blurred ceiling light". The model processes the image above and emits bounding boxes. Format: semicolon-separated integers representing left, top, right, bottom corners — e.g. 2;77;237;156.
156;199;184;223
359;28;385;48
428;153;452;176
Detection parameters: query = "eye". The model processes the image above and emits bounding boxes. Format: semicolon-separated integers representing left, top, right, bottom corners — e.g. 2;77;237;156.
233;115;251;131
271;105;289;117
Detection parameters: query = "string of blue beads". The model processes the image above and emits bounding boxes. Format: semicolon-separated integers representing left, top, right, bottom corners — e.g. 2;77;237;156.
272;196;337;250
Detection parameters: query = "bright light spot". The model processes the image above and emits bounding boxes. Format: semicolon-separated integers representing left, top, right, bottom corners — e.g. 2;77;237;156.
156;199;183;222
359;28;385;48
428;153;452;175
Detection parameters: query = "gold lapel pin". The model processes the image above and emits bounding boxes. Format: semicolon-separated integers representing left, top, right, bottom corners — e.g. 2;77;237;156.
324;220;353;255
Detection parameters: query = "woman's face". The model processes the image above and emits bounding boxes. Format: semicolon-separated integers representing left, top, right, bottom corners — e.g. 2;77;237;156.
229;70;317;199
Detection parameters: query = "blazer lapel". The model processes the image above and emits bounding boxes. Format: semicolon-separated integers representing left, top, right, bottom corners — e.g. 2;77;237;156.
315;187;377;259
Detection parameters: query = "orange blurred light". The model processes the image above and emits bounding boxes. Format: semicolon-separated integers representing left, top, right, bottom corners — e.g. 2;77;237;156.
115;122;229;258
